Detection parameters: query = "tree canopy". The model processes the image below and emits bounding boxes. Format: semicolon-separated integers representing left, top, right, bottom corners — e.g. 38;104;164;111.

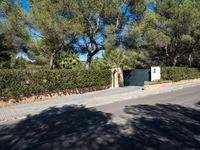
127;0;200;67
1;0;200;69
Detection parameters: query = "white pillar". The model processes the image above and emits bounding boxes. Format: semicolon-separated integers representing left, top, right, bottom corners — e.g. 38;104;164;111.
151;66;161;81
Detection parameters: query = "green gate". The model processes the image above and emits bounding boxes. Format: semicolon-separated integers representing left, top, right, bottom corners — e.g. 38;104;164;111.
124;69;151;86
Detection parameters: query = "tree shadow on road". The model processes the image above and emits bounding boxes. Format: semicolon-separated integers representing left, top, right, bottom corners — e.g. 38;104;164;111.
0;104;200;150
0;105;120;150
122;104;200;150
196;102;200;107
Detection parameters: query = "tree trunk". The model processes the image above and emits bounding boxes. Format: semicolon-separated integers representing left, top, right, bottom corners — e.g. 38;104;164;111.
189;54;192;67
49;51;61;69
49;54;55;69
54;54;60;68
166;56;169;66
165;45;169;66
86;54;92;70
172;56;178;66
49;42;64;69
85;38;101;70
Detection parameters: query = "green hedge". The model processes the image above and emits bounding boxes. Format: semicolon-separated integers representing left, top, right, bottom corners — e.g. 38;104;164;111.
161;67;200;82
0;69;111;98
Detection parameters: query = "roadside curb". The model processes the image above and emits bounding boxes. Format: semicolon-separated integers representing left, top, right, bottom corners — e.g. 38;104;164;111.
144;78;200;90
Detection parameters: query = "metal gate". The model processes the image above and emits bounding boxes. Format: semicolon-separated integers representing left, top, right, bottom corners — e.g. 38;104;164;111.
124;69;151;86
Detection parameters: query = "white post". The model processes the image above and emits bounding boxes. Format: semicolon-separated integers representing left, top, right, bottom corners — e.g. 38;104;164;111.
151;66;161;81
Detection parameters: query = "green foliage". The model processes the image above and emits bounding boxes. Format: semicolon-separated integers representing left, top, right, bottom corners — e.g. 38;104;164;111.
0;49;11;69
161;67;200;82
90;48;148;70
104;48;146;69
91;57;108;70
1;1;30;45
67;0;127;69
0;33;16;69
13;57;28;69
0;34;12;64
2;0;200;70
0;1;84;69
0;1;32;68
0;69;111;98
59;52;80;69
0;61;10;69
127;0;200;67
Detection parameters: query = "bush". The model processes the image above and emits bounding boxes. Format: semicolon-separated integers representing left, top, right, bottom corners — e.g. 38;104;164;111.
0;69;111;98
161;67;200;82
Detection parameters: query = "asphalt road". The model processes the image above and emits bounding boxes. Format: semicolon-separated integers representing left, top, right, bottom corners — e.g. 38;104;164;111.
96;85;200;124
0;85;200;150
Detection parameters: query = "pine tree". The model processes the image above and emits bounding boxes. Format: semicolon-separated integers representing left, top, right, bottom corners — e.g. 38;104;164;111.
127;0;200;66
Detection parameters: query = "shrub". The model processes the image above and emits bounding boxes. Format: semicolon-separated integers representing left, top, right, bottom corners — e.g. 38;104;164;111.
0;69;111;98
161;67;200;82
59;52;80;69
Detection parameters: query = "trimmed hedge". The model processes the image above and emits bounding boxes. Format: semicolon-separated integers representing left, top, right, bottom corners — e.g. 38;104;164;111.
161;67;200;82
0;69;111;98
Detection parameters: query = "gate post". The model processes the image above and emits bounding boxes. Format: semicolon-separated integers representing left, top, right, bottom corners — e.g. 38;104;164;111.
151;66;161;81
111;66;124;88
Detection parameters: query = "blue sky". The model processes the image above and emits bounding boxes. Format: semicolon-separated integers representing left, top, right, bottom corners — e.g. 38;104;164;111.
20;0;29;12
19;0;155;61
21;0;155;13
17;50;35;62
148;4;155;12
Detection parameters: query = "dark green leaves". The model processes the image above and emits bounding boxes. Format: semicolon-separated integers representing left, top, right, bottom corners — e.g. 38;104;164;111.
0;69;111;98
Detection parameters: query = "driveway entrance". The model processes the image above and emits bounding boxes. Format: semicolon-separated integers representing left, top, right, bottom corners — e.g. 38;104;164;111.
124;69;151;86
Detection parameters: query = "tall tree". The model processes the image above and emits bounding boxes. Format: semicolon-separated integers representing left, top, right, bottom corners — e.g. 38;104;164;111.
23;0;82;69
67;0;127;70
0;1;30;67
127;0;200;66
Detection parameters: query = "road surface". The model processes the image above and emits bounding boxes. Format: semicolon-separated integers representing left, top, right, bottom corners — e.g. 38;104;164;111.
0;85;200;150
97;85;200;124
